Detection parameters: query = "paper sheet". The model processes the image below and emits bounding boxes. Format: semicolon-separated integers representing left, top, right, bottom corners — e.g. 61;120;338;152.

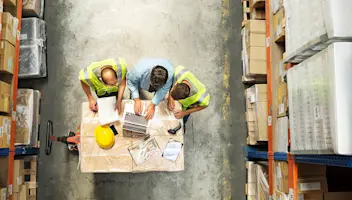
97;97;119;125
162;139;183;162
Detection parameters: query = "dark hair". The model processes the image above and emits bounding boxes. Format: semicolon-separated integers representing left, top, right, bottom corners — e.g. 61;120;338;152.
171;83;190;100
150;66;168;90
101;67;117;84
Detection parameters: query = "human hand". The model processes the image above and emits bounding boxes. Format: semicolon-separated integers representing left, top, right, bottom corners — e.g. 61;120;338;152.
89;98;98;112
144;103;156;120
168;99;175;111
134;98;142;115
115;101;122;114
174;110;186;119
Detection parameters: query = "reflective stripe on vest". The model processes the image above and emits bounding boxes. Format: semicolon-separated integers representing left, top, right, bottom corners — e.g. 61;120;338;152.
80;58;127;96
174;65;210;110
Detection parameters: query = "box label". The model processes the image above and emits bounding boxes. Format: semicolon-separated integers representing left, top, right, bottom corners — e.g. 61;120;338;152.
300;182;321;191
299;194;304;200
268;116;272;126
20;34;27;40
288;188;294;200
1;188;5;200
279;103;285;114
8;184;12;195
266;37;270;47
250;95;255;103
8;58;13;73
17;176;22;185
0;127;3;137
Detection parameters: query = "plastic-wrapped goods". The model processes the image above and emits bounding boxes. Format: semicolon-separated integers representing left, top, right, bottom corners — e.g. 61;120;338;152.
274;117;288;153
16;89;41;146
19;18;46;79
22;0;45;19
19;44;46;78
285;0;352;63
20;18;46;45
80;100;184;173
288;42;352;155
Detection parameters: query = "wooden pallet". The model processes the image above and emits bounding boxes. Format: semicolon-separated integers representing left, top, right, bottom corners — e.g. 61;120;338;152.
242;75;267;84
242;0;250;26
251;0;266;9
24;156;37;200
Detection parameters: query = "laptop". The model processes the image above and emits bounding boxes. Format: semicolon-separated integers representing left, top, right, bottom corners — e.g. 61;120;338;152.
122;103;150;134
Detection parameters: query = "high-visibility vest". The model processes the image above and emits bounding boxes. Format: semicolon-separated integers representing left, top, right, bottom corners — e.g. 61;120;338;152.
174;65;210;110
78;58;127;97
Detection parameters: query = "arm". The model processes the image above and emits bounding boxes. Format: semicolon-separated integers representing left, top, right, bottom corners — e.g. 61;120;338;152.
168;93;175;110
126;71;140;100
115;78;126;114
183;105;207;115
81;81;98;111
117;78;126;103
81;81;94;101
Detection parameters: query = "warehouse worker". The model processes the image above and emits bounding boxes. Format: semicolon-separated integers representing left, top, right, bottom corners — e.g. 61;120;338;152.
168;65;210;127
79;58;127;113
127;58;174;120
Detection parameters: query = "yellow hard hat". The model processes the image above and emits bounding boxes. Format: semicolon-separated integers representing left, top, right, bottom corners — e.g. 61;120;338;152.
94;125;115;149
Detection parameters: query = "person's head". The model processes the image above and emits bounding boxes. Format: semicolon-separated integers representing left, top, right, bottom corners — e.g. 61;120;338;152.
101;66;118;86
171;83;190;100
150;66;168;91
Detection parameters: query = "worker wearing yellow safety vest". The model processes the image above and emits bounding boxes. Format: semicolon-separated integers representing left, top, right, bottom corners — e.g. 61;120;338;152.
168;65;210;127
79;58;127;113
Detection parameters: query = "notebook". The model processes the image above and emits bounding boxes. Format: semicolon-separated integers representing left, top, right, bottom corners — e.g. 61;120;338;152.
97;97;119;125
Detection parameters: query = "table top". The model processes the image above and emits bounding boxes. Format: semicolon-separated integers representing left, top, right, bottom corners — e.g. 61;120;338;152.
80;99;185;173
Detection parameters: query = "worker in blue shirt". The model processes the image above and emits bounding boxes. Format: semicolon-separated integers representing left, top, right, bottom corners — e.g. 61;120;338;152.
127;58;174;120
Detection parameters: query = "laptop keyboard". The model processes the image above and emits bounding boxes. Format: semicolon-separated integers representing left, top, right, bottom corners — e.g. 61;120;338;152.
125;112;148;126
123;123;147;134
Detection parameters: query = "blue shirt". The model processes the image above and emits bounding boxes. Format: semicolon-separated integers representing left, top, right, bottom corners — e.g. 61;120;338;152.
127;58;174;105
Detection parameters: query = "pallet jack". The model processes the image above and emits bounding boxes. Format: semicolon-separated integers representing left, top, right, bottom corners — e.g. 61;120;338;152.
45;120;81;155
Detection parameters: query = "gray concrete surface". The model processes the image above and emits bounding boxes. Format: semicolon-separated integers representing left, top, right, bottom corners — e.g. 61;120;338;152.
28;0;245;199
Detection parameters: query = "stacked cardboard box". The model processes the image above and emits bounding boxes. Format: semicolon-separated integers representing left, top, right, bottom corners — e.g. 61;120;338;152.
246;161;257;200
22;0;45;19
242;20;267;79
274;162;327;200
1;12;18;46
249;0;265;20
246;161;268;200
273;3;285;42
0;115;11;148
0;158;26;200
0;81;11;114
245;84;268;144
297;164;327;200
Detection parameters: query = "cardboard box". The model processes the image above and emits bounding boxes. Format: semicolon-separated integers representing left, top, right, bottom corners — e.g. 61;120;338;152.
0;115;10;148
298;163;326;178
4;0;16;6
0;81;11;113
272;0;284;14
247;60;267;75
247;46;266;60
244;31;266;49
324;192;352;200
299;192;323;200
246;84;268;103
251;8;265;20
0;158;8;186
13;183;29;200
297;178;328;194
13;160;24;193
245;20;266;34
0;187;6;200
273;7;285;42
277;82;288;117
0;40;15;74
1;12;17;46
275;161;289;193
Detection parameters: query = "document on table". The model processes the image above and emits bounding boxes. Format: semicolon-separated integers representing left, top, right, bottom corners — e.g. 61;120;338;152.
162;139;183;162
97;97;119;125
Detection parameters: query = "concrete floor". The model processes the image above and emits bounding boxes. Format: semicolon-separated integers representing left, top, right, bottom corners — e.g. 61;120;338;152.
25;0;246;199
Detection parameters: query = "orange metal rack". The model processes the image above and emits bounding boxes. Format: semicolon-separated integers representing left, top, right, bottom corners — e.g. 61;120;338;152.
6;0;23;199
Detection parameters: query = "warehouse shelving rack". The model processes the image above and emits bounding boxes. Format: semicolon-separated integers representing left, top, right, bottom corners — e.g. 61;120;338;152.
243;0;352;199
0;0;40;199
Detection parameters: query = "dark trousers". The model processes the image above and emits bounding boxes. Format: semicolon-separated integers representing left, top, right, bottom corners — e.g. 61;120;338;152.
97;92;118;98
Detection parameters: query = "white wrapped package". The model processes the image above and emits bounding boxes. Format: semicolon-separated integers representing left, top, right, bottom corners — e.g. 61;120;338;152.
285;0;352;63
288;42;352;155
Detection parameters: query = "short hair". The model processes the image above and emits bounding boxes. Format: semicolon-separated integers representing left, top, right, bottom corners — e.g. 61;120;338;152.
150;66;168;90
101;67;117;84
171;83;190;100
